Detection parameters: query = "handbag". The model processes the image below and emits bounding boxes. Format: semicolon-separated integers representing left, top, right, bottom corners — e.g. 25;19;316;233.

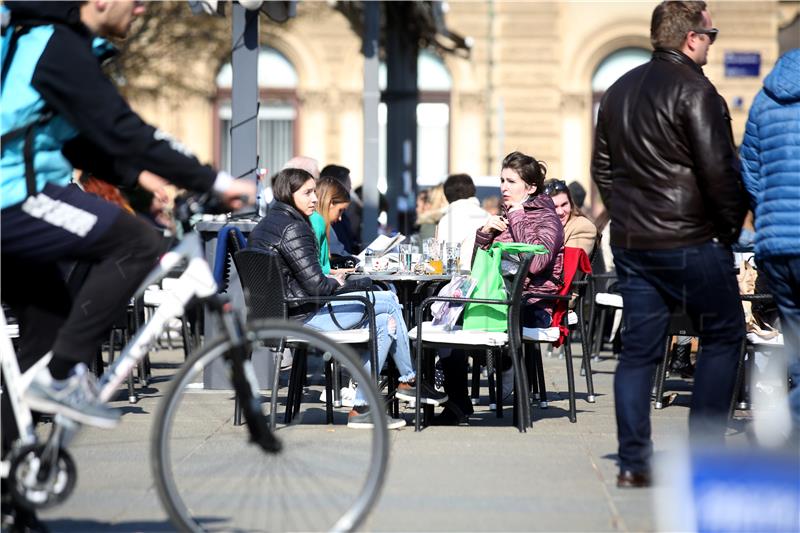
325;277;377;330
462;241;548;332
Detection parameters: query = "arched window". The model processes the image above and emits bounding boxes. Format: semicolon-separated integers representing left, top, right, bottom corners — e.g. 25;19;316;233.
591;47;651;124
215;46;298;174
377;50;452;191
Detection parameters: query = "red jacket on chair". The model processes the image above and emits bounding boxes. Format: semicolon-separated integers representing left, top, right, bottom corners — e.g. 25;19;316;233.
552;247;592;346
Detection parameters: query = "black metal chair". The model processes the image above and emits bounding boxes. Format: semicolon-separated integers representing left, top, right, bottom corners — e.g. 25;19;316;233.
233;248;378;428
409;253;537;432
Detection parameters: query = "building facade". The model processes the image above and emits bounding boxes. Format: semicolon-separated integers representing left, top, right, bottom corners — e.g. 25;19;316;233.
130;1;798;214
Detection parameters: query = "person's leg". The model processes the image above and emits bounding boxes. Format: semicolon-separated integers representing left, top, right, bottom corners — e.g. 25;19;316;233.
438;348;472;415
760;255;800;427
48;212;163;377
303;296;391;406
369;291;415;381
612;247;672;475
677;243;745;441
0;184;163;378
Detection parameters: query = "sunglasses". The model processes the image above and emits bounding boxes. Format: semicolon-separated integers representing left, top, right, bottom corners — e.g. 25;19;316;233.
691;27;719;44
542;179;568;196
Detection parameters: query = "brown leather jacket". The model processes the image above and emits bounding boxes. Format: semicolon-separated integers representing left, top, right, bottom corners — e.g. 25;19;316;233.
592;49;748;249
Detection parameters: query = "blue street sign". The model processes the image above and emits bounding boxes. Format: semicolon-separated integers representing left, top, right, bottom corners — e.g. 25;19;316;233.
725;52;761;77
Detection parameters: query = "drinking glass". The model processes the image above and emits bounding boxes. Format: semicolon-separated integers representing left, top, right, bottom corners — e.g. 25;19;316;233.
445;243;461;274
399;244;414;272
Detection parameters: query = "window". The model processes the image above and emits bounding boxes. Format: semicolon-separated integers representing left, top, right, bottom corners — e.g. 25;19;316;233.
215;46;298;174
591;47;651;124
378;50;452;192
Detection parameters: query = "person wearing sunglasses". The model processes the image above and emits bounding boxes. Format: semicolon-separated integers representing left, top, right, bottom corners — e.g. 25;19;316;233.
543;179;598;257
592;1;748;489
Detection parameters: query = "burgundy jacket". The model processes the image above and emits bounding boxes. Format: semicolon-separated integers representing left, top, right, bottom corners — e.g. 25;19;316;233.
474;193;565;311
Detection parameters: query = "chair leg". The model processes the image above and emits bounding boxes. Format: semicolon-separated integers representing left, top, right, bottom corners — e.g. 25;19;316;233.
513;342;531;430
269;348;283;430
653;336;672;409
577;304;596;403
730;339;749;416
291;349;307;423
284;349;302;424
332;358;342;408
563;339;577;423
487;349;496;409
533;344;548;408
592;307;608;361
324;358;334;424
470;353;481;405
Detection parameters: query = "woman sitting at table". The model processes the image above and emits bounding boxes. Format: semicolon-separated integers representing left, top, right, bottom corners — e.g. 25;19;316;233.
543;178;598;257
310;177;350;275
436;151;565;424
248;168;446;429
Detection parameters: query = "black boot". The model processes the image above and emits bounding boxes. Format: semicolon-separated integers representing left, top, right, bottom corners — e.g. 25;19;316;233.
669;343;694;378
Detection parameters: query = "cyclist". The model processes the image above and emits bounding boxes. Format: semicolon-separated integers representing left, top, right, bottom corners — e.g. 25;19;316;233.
1;0;254;433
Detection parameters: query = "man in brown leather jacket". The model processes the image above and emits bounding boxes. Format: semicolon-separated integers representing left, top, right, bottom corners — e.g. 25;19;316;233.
591;1;748;488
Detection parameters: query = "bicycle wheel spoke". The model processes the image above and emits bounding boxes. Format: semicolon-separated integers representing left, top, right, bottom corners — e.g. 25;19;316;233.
152;322;389;532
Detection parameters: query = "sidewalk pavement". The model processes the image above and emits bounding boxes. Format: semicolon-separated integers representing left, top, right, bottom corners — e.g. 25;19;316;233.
38;342;749;532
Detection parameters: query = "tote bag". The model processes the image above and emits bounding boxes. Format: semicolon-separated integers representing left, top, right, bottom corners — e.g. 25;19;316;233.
462;241;548;332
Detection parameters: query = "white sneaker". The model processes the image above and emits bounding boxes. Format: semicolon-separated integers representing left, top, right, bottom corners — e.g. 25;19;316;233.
319;385;356;408
24;364;119;428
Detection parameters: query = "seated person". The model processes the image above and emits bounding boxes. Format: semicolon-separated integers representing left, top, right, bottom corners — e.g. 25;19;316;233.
248;168;446;429
310;177;351;275
543;179;598;256
435;173;490;272
436;151;565;424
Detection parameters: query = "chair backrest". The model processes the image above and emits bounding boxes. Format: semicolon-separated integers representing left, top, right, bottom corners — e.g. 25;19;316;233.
507;253;536;344
233;249;288;320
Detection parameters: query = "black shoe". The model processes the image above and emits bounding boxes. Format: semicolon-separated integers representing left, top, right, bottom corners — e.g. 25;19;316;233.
3;504;49;533
396;381;448;406
669;343;694;378
616;469;652;488
431;408;469;426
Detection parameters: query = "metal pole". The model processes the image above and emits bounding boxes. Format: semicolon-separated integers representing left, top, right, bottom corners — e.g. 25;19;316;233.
230;3;259;185
361;2;380;244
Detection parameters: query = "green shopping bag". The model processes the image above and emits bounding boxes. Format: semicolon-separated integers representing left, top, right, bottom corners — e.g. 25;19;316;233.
462;241;548;332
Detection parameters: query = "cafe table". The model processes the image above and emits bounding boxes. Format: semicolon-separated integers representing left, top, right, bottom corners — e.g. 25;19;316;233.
348;272;453;327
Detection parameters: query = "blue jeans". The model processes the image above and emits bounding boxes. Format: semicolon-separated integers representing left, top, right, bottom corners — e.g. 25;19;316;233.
612;243;745;472
759;256;800;427
303;291;415;405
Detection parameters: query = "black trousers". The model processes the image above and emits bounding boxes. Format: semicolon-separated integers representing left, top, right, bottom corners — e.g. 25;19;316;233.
1;183;163;453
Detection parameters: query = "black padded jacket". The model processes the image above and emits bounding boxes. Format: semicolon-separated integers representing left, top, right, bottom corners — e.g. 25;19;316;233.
247;202;340;319
591;48;748;249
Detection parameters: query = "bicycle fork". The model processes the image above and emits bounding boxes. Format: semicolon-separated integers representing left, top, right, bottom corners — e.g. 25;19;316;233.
214;299;282;454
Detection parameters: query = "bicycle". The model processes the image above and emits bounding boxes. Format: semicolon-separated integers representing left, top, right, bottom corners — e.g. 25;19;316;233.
1;194;389;532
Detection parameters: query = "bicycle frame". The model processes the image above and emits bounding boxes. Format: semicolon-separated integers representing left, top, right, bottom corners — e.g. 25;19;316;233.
96;231;218;403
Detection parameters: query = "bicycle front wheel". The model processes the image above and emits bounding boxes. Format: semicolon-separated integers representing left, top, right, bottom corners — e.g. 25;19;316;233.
152;319;389;532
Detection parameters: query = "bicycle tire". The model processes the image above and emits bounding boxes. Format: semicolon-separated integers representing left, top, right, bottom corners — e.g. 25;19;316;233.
152;319;390;532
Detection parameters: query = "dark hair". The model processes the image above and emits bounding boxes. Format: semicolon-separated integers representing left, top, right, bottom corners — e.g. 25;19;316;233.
320;164;351;191
272;167;315;211
443;173;476;203
544;179;584;220
501;151;547;195
651;1;707;50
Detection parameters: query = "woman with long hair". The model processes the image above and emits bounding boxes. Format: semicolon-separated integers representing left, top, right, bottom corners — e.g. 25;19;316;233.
543;179;598;257
310;177;350;275
248;168;446;429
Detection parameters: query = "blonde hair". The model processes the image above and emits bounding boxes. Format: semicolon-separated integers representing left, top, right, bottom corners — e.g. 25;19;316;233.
315;177;350;240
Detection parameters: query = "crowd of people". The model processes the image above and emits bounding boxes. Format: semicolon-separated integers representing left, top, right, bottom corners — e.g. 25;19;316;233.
1;0;798;529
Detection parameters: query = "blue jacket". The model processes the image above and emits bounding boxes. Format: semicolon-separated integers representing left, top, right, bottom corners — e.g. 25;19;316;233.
1;2;216;210
740;48;800;258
